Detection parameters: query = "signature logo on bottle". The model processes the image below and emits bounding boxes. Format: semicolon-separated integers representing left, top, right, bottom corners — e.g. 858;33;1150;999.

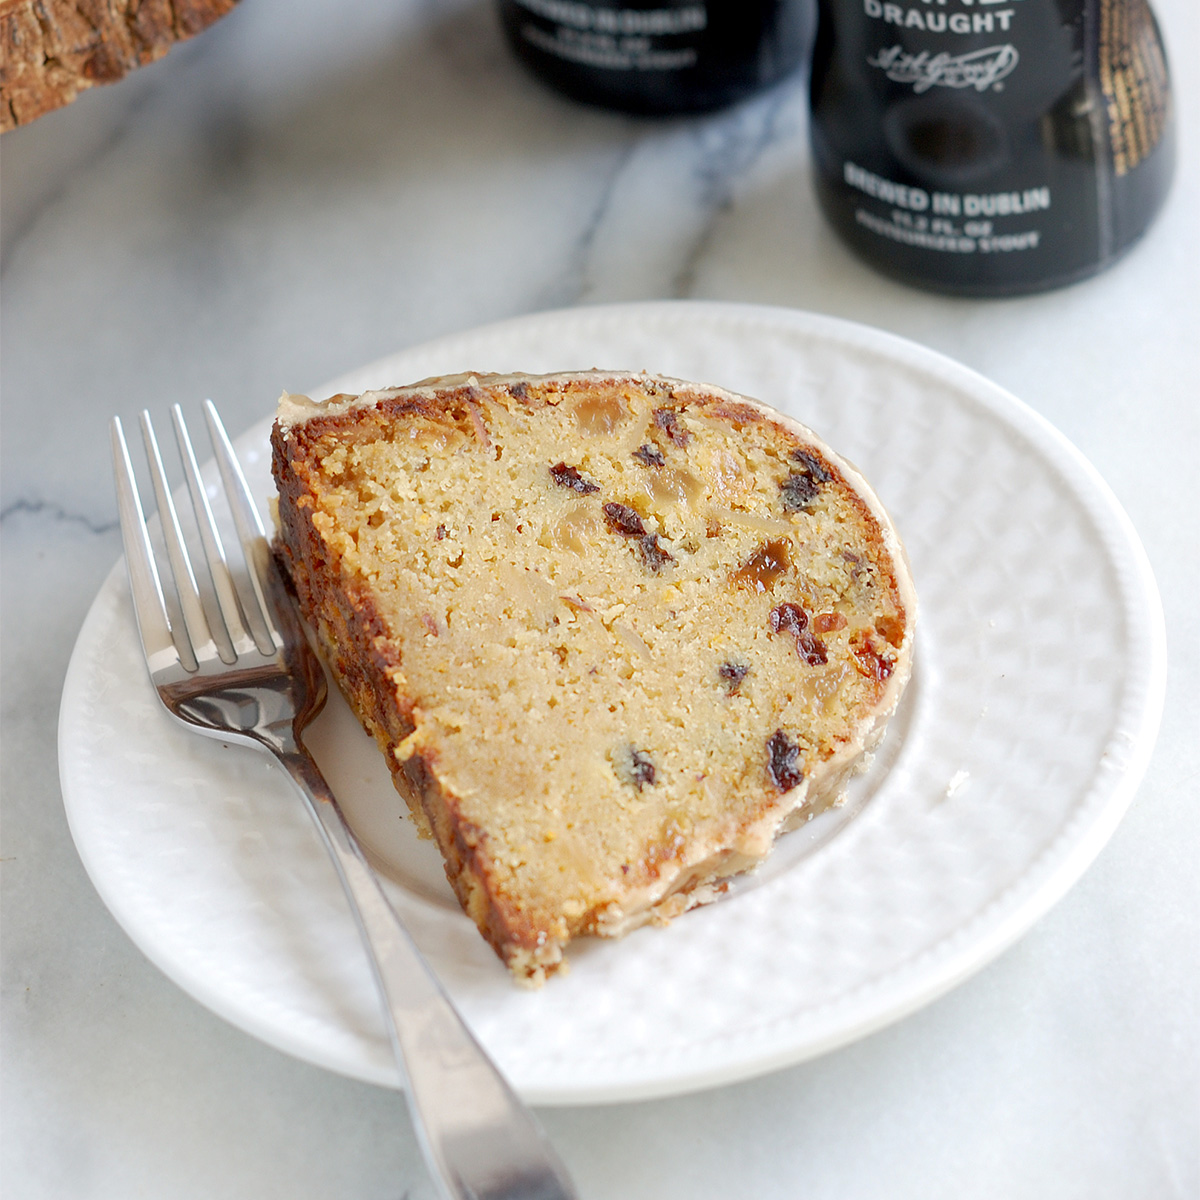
867;45;1019;93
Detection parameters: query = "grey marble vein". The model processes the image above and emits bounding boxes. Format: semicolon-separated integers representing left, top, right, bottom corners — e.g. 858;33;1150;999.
0;497;119;535
669;79;804;297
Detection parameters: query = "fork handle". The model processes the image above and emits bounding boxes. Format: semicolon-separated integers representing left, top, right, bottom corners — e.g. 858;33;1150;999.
274;742;577;1200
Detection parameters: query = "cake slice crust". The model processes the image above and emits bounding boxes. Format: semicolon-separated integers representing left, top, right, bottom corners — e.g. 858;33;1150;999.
271;371;915;984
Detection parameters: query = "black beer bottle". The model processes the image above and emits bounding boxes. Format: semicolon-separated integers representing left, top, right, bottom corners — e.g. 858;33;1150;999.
809;0;1175;295
497;0;814;115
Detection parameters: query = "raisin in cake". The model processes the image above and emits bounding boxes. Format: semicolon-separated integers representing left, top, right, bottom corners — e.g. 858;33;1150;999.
271;371;915;985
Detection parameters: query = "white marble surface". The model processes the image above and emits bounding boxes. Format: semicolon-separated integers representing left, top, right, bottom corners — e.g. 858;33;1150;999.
2;1;1197;1196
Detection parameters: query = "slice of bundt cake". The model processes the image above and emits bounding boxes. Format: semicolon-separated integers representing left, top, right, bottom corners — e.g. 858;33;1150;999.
271;371;915;985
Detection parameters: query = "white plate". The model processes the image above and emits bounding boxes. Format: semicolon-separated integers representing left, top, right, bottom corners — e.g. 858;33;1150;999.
59;301;1165;1105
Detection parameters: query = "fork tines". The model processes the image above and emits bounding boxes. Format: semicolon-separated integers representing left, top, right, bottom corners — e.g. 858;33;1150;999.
111;403;278;676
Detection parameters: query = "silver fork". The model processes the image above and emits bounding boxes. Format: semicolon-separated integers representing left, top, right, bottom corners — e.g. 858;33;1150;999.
111;402;578;1200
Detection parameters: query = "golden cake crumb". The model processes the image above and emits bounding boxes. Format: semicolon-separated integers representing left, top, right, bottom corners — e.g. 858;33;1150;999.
272;371;916;985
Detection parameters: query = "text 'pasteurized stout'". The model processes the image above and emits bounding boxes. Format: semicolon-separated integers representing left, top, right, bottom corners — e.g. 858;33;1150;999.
809;0;1175;294
497;0;814;114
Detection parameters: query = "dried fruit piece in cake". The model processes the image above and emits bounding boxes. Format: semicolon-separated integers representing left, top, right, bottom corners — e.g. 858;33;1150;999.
271;371;916;985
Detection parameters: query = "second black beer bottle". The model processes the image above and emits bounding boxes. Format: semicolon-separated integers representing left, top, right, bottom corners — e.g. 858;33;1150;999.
809;0;1175;295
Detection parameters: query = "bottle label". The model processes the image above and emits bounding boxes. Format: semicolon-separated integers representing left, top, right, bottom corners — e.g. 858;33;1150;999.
865;44;1021;94
860;0;1022;39
1097;0;1171;175
843;161;1049;255
509;0;709;72
832;0;1081;268
811;0;1173;290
